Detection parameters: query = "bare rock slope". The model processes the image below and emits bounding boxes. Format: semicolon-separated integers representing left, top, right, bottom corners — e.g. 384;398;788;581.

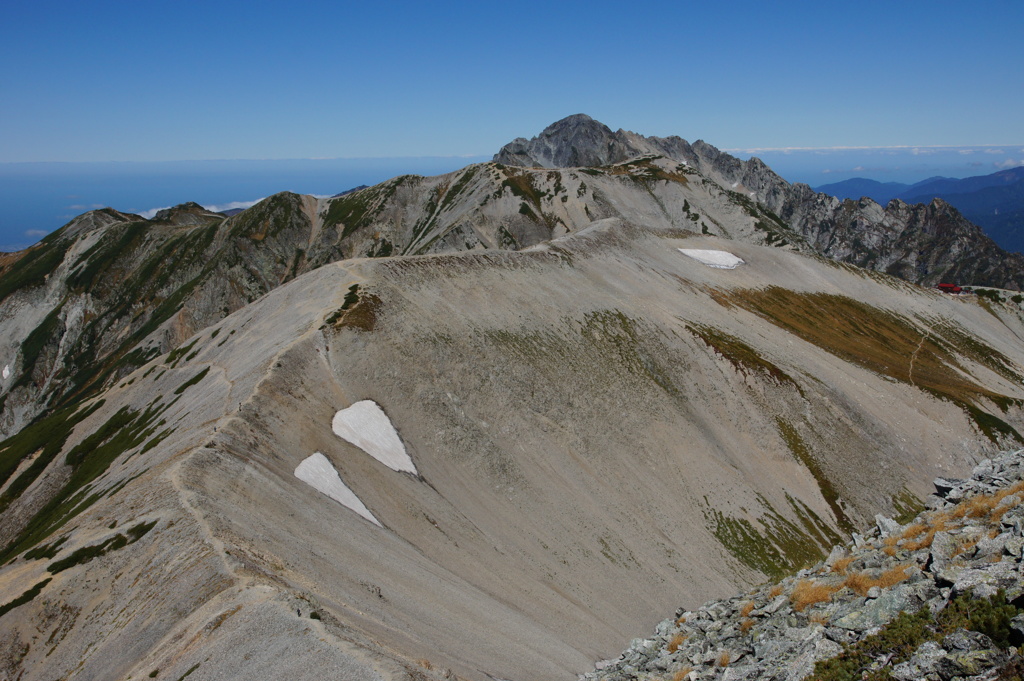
2;217;1024;680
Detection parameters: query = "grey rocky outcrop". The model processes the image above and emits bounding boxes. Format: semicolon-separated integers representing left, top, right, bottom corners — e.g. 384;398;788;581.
582;449;1024;681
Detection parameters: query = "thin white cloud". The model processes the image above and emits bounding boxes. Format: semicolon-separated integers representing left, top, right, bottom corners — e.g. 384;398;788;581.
994;159;1024;168
138;206;173;219
136;198;264;219
985;148;1005;155
958;149;974;155
201;198;264;213
24;229;48;237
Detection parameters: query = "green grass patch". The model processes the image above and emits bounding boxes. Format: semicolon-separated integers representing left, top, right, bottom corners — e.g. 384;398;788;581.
687;324;800;390
12;301;66;389
321;179;404;237
0;578;51;618
47;520;157;573
173;367;210;395
175;663;201;681
0;240;73;303
66;221;149;292
23;535;67;561
165;338;199;367
777;418;853;532
0;402;169;563
0;400;105;510
706;491;833;580
892;487;925;524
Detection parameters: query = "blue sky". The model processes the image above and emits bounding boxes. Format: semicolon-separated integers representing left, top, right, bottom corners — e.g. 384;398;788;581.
2;0;1022;163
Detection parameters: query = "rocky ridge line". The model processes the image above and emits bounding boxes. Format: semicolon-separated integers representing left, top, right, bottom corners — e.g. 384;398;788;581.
582;449;1024;681
495;114;1024;291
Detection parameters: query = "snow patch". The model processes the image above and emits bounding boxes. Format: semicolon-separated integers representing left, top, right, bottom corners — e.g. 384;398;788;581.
2;365;9;380
294;452;381;526
332;400;417;475
678;249;745;269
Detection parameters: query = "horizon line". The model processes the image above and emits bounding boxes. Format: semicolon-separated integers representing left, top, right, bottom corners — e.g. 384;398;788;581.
0;154;493;165
726;143;1023;153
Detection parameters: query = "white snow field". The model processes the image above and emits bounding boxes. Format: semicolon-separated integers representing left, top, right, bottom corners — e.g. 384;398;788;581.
331;400;418;475
677;248;746;269
294;452;382;526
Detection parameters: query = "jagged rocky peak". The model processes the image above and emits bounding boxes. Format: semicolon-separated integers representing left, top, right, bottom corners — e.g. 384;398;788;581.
493;113;694;169
494;113;625;168
491;114;776;187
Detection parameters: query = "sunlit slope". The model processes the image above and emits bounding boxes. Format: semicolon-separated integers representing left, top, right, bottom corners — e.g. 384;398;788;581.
2;219;1024;680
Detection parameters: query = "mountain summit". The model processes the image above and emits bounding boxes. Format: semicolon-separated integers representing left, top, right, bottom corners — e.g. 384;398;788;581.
493;113;695;168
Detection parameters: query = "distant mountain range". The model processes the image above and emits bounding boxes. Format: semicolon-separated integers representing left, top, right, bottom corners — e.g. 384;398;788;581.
816;166;1024;253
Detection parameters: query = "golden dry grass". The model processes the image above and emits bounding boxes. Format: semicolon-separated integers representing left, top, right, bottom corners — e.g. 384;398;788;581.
829;555;855;575
720;286;1006;406
842;564;911;596
877;564;911;588
902;515;953;551
790;579;840;612
717;651;731;667
769;584;784;598
901;522;928;539
673;667;693;681
948;480;1024;524
739;617;755;634
739;601;755;618
667;633;687;653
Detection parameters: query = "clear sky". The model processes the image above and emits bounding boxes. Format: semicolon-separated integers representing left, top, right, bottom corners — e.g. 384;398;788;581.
2;0;1021;163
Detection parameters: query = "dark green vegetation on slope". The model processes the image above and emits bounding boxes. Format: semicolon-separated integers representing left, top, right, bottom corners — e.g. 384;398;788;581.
47;520;157;573
809;590;1020;681
2;193;345;427
0;401;171;563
